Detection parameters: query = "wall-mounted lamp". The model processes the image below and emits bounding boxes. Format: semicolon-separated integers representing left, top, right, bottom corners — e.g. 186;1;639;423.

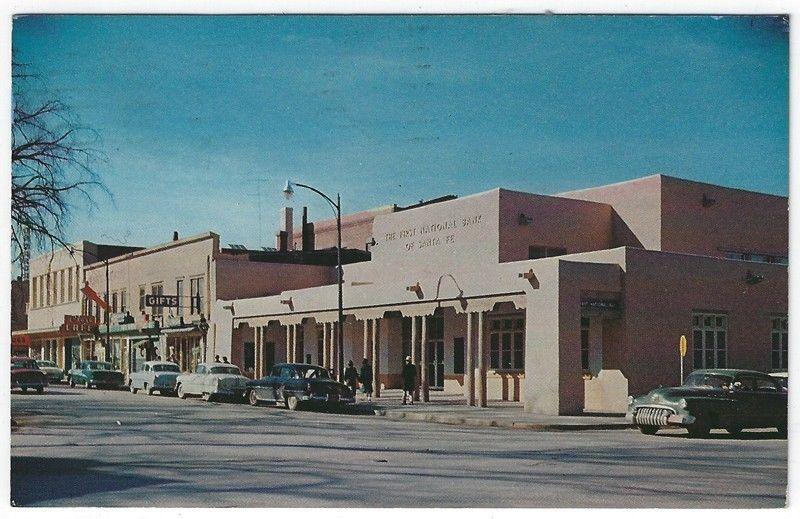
518;268;540;288
744;271;764;285
518;213;533;225
366;237;377;251
280;297;294;310
406;282;423;299
222;304;235;316
702;193;716;208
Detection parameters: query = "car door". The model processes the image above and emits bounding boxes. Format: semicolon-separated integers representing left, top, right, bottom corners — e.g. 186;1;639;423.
276;366;295;401
732;374;759;428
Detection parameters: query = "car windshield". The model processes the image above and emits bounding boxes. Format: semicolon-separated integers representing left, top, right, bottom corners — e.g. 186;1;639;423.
87;362;112;371
298;367;330;379
12;360;38;369
38;361;55;367
153;364;180;372
209;366;241;375
683;372;733;389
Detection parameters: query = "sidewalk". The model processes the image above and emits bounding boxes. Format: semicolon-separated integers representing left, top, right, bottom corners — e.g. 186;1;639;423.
361;388;632;432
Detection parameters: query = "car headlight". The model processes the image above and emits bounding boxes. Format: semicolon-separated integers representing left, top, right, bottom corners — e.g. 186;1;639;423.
627;396;634;405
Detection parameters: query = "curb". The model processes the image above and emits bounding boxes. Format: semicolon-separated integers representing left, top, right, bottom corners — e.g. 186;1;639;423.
374;409;635;431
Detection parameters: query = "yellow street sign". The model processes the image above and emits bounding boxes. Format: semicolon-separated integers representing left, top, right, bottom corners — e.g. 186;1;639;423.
679;335;687;357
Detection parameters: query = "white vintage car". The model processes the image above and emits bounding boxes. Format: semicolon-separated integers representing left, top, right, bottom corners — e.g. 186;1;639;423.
37;360;64;383
175;362;249;401
129;361;181;396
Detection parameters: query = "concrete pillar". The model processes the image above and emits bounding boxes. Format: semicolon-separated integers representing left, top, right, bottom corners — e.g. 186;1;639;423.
323;322;330;369
421;315;429;402
27;346;33;358
286;325;292;363
478;311;487;407
372;318;380;398
255;326;262;378
362;319;370;361
411;316;420;401
465;312;475;406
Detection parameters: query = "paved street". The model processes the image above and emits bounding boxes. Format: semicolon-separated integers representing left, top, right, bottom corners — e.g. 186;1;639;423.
11;387;787;508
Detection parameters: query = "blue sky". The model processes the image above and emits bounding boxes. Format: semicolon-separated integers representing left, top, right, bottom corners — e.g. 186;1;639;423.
12;15;789;250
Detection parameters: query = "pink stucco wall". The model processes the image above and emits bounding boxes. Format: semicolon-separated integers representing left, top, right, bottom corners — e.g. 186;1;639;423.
215;255;336;301
291;206;395;251
497;189;615;263
660;175;788;258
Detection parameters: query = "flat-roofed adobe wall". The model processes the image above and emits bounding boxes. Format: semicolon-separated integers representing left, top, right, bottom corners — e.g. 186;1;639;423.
659;176;788;259
497;189;615;263
370;190;500;274
215;258;337;301
619;247;787;396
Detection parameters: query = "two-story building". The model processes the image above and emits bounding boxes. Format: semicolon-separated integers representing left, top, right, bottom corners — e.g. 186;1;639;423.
215;174;788;415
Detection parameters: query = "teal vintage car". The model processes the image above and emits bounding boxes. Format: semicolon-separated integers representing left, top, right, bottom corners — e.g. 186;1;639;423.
627;369;787;437
67;361;125;390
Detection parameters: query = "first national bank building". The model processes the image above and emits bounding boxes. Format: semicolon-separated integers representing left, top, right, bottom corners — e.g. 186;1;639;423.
215;174;788;416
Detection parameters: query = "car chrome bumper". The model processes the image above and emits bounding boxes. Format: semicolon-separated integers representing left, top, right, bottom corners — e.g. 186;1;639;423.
302;394;355;404
12;381;47;389
627;406;696;427
212;388;245;396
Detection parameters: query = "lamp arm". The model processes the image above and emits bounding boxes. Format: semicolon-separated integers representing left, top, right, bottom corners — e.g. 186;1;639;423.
291;182;340;214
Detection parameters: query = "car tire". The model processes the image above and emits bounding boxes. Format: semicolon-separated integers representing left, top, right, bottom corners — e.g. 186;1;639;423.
726;426;743;437
21;387;28;393
202;392;214;402
69;377;75;388
84;380;91;390
129;381;137;394
286;394;300;411
638;425;659;435
777;424;787;438
248;390;259;406
36;387;44;394
687;418;711;438
177;384;187;399
146;384;154;396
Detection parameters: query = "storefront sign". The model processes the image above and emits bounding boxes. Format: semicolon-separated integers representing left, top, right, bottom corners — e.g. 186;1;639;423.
145;294;179;308
11;334;31;348
60;315;99;333
580;299;621;311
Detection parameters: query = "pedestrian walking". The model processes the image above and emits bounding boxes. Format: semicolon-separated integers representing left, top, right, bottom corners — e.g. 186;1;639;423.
402;356;416;405
222;356;228;363
359;358;373;402
344;360;359;396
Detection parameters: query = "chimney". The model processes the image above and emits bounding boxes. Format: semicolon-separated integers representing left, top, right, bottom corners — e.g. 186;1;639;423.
173;231;179;241
301;207;315;252
275;207;293;252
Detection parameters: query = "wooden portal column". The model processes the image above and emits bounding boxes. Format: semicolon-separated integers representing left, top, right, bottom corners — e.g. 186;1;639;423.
362;319;370;361
465;312;475;406
411;316;419;401
372;318;380;398
254;326;262;378
286;324;292;363
420;315;429;402
477;311;487;407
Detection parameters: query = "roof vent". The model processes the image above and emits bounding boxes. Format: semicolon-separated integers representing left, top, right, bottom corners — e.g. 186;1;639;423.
173;231;179;241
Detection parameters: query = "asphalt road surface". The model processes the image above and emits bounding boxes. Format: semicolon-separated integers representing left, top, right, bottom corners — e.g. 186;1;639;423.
11;387;788;507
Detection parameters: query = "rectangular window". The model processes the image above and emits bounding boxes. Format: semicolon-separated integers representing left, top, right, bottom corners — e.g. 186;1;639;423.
30;277;37;309
111;292;118;313
190;277;204;315
139;286;146;311
176;279;184;315
771;316;788;370
120;290;127;313
692;312;727;369
151;284;164;317
67;268;73;302
453;338;465;374
46;273;51;306
401;317;412;362
243;342;255;372
59;270;65;304
489;315;525;369
580;317;590;371
529;245;568;260
317;325;324;364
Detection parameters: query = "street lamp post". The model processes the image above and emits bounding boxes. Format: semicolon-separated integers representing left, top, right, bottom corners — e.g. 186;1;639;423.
283;180;344;382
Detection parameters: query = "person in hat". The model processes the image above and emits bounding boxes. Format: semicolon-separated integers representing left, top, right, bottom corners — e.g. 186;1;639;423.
344;360;359;397
359;358;373;402
402;355;416;405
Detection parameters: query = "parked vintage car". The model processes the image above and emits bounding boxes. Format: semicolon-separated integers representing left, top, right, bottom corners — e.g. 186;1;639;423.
11;357;48;393
627;369;788;437
175;362;249;401
67;360;126;390
245;363;355;411
129;361;181;395
37;360;64;383
771;371;788;391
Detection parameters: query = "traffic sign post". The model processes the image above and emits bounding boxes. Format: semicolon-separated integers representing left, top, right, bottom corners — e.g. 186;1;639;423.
679;335;687;384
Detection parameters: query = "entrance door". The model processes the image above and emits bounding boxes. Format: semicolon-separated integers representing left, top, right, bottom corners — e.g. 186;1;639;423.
427;341;445;390
265;342;275;373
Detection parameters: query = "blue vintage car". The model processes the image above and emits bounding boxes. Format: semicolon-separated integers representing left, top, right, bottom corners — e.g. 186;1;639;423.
67;361;125;390
245;363;355;410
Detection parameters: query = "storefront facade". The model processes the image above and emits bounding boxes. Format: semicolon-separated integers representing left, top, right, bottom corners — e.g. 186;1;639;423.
215;175;788;415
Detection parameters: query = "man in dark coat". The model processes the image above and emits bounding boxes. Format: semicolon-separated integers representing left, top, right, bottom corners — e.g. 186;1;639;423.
359;358;373;402
344;360;359;397
402;356;416;405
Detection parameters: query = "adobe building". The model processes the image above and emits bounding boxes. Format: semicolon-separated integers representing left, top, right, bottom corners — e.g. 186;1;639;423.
215;174;788;415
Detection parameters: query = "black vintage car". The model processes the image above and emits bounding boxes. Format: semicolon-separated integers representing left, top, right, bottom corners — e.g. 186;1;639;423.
245;363;355;411
627;369;788;437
